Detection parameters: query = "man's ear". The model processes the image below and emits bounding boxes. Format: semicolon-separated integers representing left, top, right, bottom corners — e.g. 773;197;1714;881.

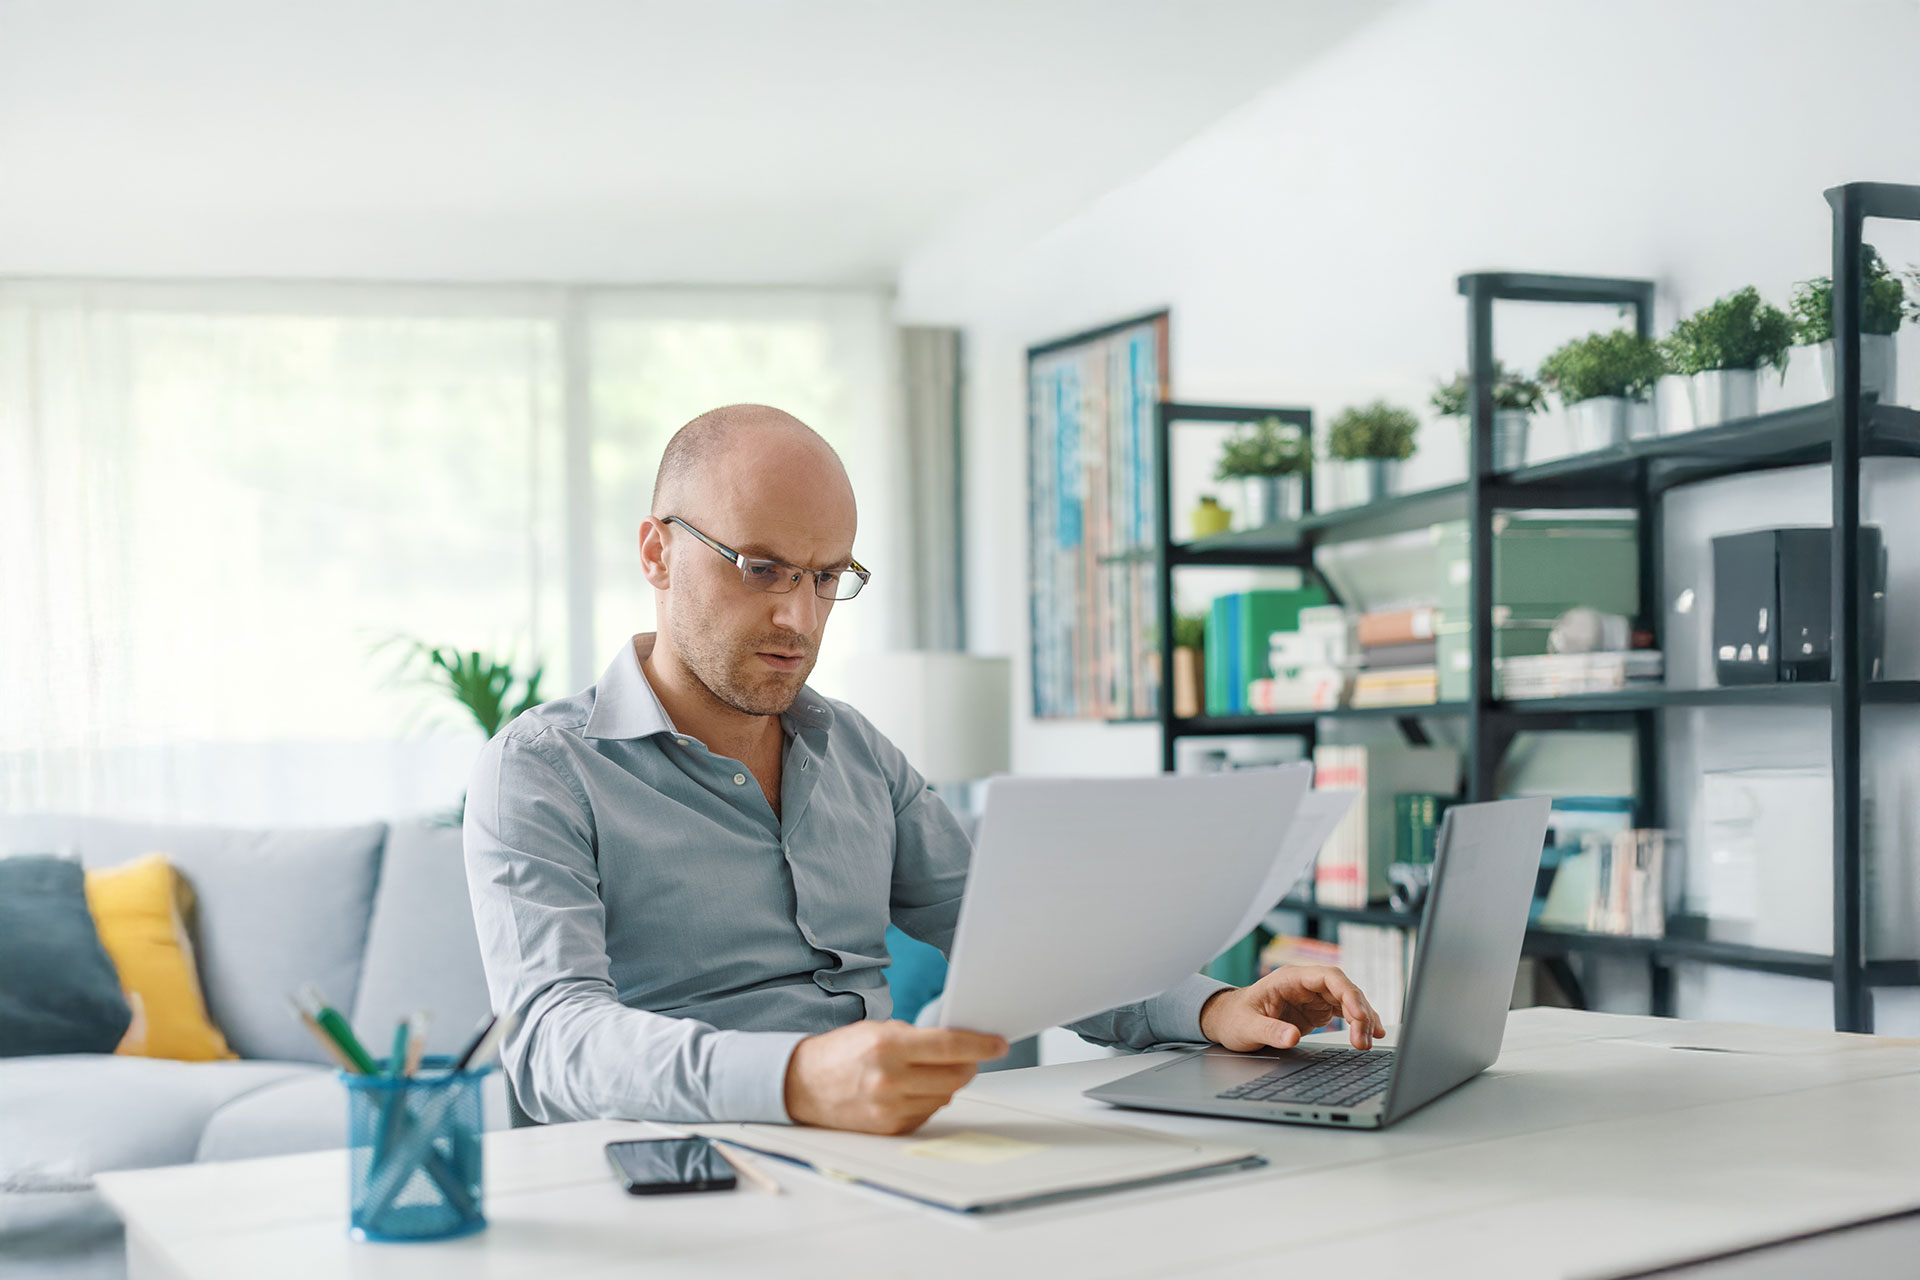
638;517;672;590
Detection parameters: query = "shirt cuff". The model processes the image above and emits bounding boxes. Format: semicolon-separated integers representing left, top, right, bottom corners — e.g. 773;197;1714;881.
1147;974;1234;1047
703;1028;812;1123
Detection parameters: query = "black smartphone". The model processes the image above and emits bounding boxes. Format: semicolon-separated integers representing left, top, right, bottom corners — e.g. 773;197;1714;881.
604;1138;738;1195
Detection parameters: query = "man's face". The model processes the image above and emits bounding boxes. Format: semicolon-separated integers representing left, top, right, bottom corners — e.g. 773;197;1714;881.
664;509;856;719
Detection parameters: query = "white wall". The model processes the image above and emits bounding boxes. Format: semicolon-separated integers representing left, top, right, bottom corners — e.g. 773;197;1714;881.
898;0;1920;1028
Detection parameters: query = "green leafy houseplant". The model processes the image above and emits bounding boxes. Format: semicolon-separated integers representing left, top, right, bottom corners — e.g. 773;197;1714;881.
375;637;547;823
1659;286;1794;378
1174;613;1206;652
1328;401;1419;461
1538;330;1668;404
1214;416;1313;479
1429;362;1546;417
1788;246;1908;344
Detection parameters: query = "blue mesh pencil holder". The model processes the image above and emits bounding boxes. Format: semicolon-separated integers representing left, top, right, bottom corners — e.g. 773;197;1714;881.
342;1057;488;1243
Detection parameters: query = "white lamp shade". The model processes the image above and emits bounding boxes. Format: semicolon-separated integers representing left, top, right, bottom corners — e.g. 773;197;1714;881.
840;652;1012;784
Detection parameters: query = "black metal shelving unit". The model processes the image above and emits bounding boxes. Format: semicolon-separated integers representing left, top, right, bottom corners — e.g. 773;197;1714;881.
1152;182;1920;1032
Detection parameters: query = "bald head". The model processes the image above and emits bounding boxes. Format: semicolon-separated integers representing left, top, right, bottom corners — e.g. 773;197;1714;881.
652;404;851;520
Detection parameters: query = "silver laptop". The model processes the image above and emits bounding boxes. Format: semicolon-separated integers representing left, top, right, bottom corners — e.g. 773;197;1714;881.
1085;796;1551;1130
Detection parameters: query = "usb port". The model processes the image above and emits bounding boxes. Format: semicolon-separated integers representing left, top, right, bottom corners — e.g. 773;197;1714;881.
1331;1113;1350;1123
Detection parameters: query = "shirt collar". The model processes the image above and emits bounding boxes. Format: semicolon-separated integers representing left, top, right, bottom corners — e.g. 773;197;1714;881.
581;633;836;743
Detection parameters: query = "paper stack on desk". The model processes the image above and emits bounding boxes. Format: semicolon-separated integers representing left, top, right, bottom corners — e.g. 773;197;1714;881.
936;765;1351;1043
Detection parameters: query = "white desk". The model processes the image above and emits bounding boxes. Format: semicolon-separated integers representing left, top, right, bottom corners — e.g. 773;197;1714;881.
98;1009;1920;1280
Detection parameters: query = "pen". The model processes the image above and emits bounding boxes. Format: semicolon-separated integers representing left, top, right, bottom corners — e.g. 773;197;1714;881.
285;997;355;1073
711;1141;782;1196
403;1011;430;1077
386;1022;411;1079
297;984;379;1075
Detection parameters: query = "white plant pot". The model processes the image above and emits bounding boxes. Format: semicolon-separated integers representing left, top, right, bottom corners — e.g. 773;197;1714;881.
1687;369;1759;428
1816;334;1899;404
1654;374;1695;435
1568;397;1630;452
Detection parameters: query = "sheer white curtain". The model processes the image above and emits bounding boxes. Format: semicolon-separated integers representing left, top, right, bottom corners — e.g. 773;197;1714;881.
0;282;905;825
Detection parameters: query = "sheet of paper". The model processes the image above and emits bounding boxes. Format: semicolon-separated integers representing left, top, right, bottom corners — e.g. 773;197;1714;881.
905;1132;1046;1164
1214;788;1356;954
937;765;1314;1042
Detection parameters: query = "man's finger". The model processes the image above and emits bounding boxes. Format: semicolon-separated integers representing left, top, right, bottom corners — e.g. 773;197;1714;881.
898;1027;1010;1064
1240;1015;1302;1051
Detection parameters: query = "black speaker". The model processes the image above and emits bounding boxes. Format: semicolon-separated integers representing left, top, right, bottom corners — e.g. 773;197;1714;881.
1711;525;1885;685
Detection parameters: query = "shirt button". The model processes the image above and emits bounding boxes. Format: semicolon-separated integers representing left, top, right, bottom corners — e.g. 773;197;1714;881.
677;737;690;747
733;773;747;786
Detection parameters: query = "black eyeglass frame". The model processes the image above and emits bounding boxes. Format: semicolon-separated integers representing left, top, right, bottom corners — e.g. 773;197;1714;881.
660;515;871;601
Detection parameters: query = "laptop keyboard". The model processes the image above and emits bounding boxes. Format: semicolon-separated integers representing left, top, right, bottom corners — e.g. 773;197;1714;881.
1216;1049;1395;1109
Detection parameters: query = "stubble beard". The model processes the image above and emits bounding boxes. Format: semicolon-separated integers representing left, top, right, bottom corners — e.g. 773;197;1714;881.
671;601;817;718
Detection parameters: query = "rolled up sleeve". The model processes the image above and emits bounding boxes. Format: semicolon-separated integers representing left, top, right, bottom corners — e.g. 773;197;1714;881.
464;729;807;1124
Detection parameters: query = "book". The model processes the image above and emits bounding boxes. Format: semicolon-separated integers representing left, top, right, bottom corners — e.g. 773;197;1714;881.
1499;650;1663;698
1337;923;1412;1024
1204;587;1328;714
1351;667;1439;708
1312;743;1462;906
688;1095;1263;1214
1356;607;1437;649
1360;641;1438;669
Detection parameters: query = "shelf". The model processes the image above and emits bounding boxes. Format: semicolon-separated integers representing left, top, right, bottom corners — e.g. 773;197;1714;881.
1170;703;1469;736
1492;399;1920;500
1261;903;1920;986
1173;484;1470;564
1491;680;1920;720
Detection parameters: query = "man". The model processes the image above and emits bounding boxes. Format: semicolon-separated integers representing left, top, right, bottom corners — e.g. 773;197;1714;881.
465;404;1383;1136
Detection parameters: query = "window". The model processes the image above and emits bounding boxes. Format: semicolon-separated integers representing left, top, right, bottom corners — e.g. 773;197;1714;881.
0;283;903;823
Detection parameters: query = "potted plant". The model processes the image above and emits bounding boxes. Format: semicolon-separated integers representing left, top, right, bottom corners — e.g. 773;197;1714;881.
1214;415;1312;527
1327;400;1419;504
1172;613;1206;719
1788;245;1907;403
1538;329;1668;451
1659;286;1793;427
1431;361;1544;471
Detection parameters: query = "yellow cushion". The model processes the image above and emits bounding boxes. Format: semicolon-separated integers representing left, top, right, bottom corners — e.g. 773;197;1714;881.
84;854;237;1062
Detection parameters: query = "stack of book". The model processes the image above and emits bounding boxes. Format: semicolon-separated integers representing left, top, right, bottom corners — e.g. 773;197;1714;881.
1351;607;1439;707
1256;932;1340;977
1204;587;1328;715
1249;604;1350;712
1337;923;1412;1024
1311;743;1462;907
1588;829;1667;938
1499;650;1664;698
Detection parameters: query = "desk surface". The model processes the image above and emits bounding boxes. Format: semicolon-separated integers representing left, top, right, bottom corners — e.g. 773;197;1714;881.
98;1009;1920;1280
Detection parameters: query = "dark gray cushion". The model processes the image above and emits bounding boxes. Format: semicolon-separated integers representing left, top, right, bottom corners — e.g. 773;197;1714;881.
0;816;387;1063
0;857;131;1057
352;822;494;1056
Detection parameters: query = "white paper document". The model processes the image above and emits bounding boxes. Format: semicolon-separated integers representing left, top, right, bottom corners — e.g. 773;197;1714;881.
938;765;1321;1042
1216;788;1356;951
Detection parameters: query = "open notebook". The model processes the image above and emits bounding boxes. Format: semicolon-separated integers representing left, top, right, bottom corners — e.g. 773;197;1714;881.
686;1096;1263;1214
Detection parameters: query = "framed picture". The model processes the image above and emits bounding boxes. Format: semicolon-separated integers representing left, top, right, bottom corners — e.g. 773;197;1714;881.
1026;310;1169;720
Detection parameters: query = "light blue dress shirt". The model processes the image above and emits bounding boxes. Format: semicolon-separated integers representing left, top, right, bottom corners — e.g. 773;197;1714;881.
464;635;1228;1125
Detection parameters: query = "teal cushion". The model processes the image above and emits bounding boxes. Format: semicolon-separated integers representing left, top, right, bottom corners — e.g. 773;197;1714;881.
882;925;947;1025
0;856;131;1056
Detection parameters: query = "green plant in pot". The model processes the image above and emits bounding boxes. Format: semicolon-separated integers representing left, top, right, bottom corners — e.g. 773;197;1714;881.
1327;400;1419;505
1659;286;1792;428
1789;244;1907;403
375;636;546;824
1539;329;1667;451
1431;361;1544;472
1215;415;1312;527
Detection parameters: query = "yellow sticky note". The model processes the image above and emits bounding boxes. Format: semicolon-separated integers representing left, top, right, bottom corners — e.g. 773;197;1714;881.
904;1131;1047;1165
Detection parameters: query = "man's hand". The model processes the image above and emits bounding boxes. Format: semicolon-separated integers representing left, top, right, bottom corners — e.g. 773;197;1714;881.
783;1021;1010;1134
1198;965;1384;1053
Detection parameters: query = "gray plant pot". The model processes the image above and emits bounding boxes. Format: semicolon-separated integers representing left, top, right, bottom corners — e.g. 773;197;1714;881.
1687;369;1759;427
1816;334;1899;403
1354;458;1401;504
1568;397;1630;452
1237;473;1305;527
1451;411;1529;472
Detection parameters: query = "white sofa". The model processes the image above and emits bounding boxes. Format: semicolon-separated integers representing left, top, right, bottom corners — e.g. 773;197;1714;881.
0;817;503;1280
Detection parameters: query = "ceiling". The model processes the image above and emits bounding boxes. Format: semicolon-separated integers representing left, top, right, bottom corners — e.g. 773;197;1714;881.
0;0;1394;285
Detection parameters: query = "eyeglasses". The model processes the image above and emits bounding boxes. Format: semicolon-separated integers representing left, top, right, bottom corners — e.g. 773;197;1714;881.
661;516;870;602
